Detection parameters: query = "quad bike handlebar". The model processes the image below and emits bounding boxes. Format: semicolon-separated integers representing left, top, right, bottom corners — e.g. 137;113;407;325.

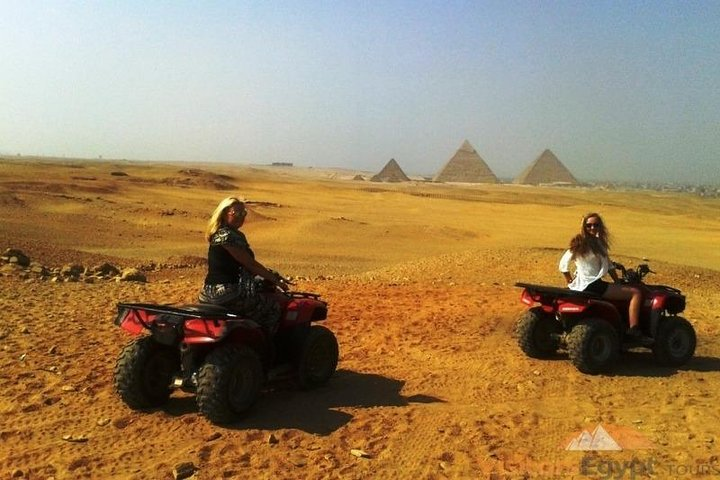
612;262;654;284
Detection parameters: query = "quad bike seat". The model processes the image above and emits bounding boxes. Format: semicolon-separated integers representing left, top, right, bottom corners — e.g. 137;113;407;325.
515;282;604;299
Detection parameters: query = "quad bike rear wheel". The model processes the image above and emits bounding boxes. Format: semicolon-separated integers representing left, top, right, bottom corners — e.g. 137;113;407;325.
296;325;339;389
196;345;263;424
516;307;562;358
567;318;619;374
114;336;180;409
652;316;696;367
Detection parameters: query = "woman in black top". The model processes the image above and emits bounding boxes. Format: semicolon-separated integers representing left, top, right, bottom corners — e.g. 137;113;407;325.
199;196;289;332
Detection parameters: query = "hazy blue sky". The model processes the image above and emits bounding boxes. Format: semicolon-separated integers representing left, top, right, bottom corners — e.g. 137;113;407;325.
2;1;719;184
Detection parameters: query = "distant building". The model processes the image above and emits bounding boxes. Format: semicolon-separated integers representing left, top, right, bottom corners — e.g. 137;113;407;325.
271;162;294;167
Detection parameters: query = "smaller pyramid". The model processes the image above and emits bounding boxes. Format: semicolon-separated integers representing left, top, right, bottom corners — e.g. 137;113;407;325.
433;140;497;183
371;159;410;182
514;149;578;185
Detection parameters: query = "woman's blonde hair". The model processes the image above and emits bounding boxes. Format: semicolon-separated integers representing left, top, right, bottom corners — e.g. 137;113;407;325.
205;196;243;241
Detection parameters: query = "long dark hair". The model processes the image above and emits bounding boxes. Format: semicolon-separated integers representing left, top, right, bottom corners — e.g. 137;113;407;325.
569;212;611;259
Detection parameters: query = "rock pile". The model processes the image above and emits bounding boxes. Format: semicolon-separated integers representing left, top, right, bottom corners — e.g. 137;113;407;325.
0;248;147;283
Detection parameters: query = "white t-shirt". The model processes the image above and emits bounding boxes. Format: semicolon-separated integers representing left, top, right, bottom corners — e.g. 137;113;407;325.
558;249;611;291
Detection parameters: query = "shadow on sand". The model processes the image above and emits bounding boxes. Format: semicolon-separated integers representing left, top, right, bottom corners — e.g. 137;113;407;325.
610;352;720;378
163;369;444;434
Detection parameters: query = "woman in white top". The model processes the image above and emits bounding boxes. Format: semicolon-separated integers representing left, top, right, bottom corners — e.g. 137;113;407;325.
558;213;643;337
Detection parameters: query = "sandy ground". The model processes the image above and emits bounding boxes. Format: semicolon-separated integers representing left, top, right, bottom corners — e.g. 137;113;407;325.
1;158;720;479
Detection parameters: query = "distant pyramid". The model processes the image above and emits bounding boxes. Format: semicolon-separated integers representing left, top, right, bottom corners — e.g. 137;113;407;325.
370;158;410;182
514;149;578;185
433;140;497;183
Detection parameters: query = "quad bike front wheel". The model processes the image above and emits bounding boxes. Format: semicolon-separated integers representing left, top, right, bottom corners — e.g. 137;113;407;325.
653;316;696;367
296;325;339;389
567;318;619;374
114;336;180;409
516;307;562;358
196;345;263;424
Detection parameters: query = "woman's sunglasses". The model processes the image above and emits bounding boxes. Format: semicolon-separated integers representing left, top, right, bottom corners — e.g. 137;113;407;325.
585;222;601;229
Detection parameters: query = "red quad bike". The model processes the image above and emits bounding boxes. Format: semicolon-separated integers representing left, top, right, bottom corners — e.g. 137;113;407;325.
113;279;338;424
515;262;696;374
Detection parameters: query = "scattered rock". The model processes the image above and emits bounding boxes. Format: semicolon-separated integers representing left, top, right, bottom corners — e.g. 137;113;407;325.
62;434;88;442
268;433;279;444
172;462;197;480
97;418;111;426
3;248;30;267
0;249;147;283
61;385;77;392
11;468;24;478
120;268;146;282
48;345;58;354
205;432;222;442
350;449;371;458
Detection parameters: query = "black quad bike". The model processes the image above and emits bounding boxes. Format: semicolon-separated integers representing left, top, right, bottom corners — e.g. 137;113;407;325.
515;262;695;374
113;279;338;424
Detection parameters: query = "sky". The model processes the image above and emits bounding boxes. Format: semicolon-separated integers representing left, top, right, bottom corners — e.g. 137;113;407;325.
1;1;719;184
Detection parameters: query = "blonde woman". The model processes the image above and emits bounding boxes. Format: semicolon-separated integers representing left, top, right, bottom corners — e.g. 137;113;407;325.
199;196;289;332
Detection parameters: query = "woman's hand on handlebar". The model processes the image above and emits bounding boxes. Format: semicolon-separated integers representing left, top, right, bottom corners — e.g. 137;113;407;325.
273;272;292;291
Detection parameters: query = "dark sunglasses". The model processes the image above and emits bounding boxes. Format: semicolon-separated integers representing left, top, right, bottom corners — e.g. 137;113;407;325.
585;222;601;229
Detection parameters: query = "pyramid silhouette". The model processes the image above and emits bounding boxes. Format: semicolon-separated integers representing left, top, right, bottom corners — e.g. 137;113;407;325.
433;140;497;183
370;158;410;182
513;149;578;185
566;424;622;451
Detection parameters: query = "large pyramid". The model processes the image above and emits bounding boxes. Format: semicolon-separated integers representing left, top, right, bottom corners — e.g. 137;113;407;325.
513;149;578;185
433;140;497;183
370;158;410;182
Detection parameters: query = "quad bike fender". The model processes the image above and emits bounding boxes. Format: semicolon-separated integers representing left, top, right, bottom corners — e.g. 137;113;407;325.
115;307;156;335
559;299;623;328
283;297;328;326
183;318;259;344
519;289;555;313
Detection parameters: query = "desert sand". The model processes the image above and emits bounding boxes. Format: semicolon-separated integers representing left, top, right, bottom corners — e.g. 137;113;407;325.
1;157;720;479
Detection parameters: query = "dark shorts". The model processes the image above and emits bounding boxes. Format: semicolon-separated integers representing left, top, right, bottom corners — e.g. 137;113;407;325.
584;279;610;296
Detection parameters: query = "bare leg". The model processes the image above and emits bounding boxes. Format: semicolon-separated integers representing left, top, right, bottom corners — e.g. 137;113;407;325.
603;284;642;328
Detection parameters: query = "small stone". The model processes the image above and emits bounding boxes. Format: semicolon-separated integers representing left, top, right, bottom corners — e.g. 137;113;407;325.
532;370;540;376
61;385;77;392
350;449;371;458
20;326;30;334
268;433;279;444
632;419;643;424
62;434;88;442
290;454;307;467
205;432;222;441
11;468;24;478
19;353;27;361
707;437;715;444
48;345;58;354
97;418;111;426
172;461;197;480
